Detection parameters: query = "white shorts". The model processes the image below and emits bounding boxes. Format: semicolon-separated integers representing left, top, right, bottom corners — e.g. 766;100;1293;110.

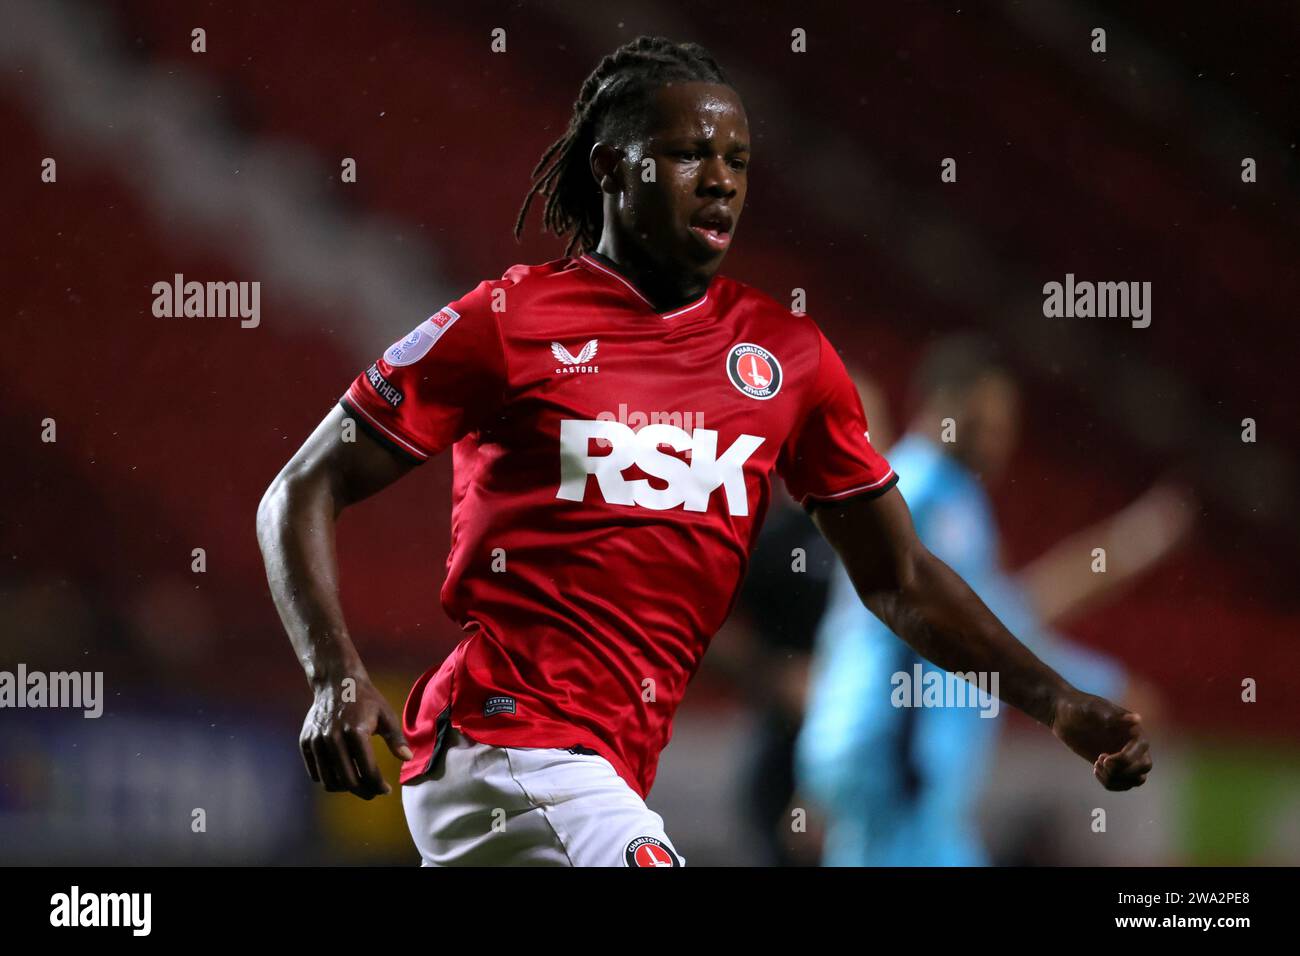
401;727;685;867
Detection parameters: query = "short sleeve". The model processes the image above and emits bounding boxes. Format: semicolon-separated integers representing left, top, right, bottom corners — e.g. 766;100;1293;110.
339;280;508;463
777;330;897;507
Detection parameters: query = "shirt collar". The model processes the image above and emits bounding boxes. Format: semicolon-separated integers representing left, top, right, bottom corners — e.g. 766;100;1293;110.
577;250;714;320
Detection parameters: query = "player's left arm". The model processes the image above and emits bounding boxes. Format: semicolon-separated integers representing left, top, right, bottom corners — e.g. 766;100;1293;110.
810;486;1152;791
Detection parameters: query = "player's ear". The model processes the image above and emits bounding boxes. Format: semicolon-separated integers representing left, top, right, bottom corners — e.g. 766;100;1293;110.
590;142;624;194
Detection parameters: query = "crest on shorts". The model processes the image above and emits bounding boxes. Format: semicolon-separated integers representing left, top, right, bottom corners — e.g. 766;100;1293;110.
726;342;782;400
624;835;679;867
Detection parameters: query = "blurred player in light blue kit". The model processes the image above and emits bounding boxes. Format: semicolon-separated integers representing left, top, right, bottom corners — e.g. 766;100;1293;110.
796;335;1191;866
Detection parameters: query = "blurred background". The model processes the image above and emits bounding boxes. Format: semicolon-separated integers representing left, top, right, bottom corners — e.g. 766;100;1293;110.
1;0;1297;865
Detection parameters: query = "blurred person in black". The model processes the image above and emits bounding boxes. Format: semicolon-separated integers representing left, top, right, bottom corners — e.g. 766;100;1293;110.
713;374;894;866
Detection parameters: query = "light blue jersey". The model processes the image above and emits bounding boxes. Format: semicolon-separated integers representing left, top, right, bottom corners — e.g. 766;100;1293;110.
795;433;1125;866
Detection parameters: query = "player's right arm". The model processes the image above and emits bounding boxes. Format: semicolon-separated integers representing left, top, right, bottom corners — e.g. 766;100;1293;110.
257;406;417;799
257;283;510;799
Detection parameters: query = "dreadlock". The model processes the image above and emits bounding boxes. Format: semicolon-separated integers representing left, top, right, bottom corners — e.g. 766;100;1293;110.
513;36;732;258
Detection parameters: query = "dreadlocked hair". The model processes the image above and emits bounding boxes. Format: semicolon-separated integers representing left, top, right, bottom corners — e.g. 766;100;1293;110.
513;36;732;258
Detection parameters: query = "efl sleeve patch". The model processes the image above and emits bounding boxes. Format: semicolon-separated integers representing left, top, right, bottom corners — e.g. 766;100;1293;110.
383;306;461;366
340;283;507;462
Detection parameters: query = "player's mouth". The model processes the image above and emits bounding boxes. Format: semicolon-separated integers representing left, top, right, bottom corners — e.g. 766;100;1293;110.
688;205;734;253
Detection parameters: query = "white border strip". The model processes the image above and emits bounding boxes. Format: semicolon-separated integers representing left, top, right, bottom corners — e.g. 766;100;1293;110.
342;390;431;460
808;469;897;501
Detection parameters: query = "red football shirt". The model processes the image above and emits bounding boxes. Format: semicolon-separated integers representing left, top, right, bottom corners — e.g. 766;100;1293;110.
341;251;896;798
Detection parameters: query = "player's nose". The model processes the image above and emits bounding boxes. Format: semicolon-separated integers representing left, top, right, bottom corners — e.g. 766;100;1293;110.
698;157;738;198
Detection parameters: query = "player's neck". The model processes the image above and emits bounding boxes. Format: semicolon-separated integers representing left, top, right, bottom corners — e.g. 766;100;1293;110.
586;244;712;314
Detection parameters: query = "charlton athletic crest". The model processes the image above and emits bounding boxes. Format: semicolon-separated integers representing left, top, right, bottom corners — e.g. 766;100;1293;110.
726;342;782;400
624;835;679;867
